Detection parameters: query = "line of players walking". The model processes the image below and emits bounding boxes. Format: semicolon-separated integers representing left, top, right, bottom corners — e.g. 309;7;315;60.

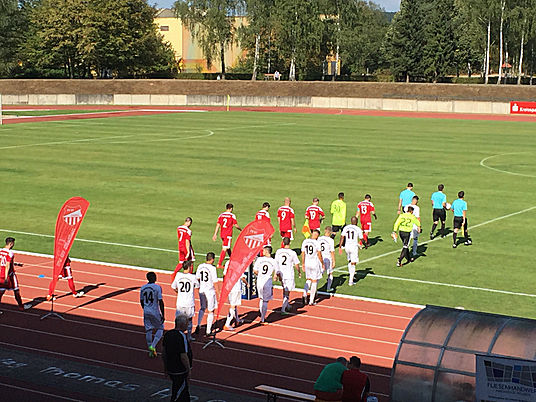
140;183;472;356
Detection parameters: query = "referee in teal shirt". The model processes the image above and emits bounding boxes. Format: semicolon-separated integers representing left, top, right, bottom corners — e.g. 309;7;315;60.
397;182;415;214
430;184;447;239
451;191;471;248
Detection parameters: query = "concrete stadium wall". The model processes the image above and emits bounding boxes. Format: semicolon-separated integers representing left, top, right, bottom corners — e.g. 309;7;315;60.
1;79;534;114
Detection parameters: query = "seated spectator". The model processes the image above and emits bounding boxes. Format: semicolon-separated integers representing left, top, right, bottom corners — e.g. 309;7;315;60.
341;356;370;402
314;357;347;401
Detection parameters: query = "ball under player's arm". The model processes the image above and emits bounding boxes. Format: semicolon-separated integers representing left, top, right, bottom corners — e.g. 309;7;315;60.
212;223;221;241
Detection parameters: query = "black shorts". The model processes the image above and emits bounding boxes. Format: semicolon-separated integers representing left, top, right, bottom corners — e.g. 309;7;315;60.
433;208;446;222
453;216;465;229
399;231;411;247
332;225;345;233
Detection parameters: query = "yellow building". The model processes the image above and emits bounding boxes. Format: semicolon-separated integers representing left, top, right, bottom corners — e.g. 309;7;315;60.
155;8;245;73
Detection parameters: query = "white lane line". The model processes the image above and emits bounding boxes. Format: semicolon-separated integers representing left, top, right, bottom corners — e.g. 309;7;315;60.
15;249;423;311
480;152;536;178
0;229;179;254
333;206;536;300
11;309;391;378
0;382;82;402
17;280;407;335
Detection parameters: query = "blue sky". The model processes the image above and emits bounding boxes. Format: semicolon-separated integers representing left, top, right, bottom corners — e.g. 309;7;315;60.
153;0;401;12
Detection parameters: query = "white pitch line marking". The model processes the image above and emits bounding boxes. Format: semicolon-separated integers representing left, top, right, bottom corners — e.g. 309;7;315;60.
332;205;536;298
480;152;536;178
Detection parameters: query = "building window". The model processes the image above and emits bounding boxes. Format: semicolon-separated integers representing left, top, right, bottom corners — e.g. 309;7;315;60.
160;26;169;31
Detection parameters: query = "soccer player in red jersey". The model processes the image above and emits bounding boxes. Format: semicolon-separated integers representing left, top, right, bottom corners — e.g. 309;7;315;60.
305;198;325;232
0;237;26;311
357;194;377;248
256;202;272;248
212;204;242;269
277;197;296;247
172;217;194;281
47;255;84;300
255;202;271;222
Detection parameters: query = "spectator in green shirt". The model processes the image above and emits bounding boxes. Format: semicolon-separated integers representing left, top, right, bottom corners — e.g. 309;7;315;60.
314;357;348;400
330;192;347;240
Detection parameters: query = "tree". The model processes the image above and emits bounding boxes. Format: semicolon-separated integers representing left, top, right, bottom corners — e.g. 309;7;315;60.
0;0;28;77
421;0;457;82
384;0;426;82
239;0;274;80
321;0;389;76
272;0;324;80
175;0;243;79
454;0;484;77
25;0;175;78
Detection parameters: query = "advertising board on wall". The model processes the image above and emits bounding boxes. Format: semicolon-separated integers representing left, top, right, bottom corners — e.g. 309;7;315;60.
476;354;536;402
510;102;536;115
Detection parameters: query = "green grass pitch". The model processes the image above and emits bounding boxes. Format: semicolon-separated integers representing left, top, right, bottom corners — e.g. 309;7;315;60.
1;111;535;318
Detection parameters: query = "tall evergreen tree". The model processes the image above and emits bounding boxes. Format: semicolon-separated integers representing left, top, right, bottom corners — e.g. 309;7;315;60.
422;0;457;82
384;0;425;82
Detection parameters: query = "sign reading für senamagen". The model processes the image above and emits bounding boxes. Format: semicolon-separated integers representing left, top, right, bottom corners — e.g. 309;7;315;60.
510;102;536;115
475;354;536;402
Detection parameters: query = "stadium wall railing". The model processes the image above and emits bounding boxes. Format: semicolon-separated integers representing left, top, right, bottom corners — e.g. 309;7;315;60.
1;80;535;114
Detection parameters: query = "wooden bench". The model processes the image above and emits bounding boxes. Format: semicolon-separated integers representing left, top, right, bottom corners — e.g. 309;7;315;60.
255;385;316;401
264;73;276;80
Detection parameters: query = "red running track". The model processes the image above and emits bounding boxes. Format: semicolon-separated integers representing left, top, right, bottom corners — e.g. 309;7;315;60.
0;253;420;401
3;104;536;123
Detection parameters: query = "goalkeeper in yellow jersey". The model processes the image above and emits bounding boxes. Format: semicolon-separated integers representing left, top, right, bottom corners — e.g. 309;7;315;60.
392;206;421;267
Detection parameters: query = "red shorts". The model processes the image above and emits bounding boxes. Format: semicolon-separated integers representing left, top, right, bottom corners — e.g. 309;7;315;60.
221;236;232;249
0;273;19;291
361;219;372;232
280;230;293;240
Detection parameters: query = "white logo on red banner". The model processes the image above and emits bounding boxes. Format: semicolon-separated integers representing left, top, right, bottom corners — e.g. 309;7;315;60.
510;101;536;115
244;234;264;249
63;209;83;226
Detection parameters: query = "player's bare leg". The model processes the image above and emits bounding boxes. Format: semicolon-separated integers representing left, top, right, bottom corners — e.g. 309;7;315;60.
13;290;24;310
348;263;356;286
309;280;318;305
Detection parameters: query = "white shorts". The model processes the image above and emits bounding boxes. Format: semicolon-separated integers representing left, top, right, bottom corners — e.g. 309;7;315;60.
199;291;217;311
323;258;334;274
229;290;242;306
257;279;273;301
282;278;295;292
176;306;195;319
144;313;164;332
221;236;232;250
305;265;323;281
346;247;359;264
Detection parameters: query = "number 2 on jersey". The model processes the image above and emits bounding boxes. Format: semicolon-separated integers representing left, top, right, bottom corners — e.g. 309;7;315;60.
179;281;191;293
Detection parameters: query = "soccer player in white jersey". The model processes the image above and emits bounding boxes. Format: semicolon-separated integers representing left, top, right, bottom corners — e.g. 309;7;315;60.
318;227;336;292
301;230;324;306
339;216;364;286
275;237;301;314
223;260;247;331
140;272;165;358
171;261;199;341
404;196;421;259
253;246;278;324
194;253;218;336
